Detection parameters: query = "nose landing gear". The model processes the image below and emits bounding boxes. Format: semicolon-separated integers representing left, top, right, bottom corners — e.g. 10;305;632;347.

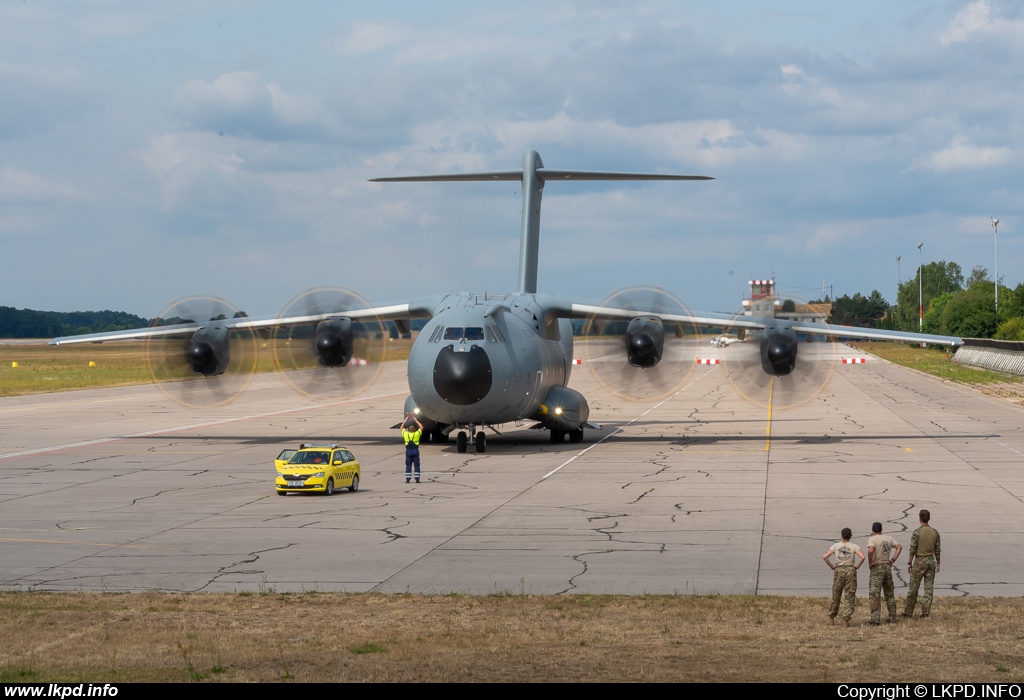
454;425;493;453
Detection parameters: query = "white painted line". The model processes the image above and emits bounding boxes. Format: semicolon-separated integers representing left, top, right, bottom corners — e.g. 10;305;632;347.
541;366;718;480
0;390;407;461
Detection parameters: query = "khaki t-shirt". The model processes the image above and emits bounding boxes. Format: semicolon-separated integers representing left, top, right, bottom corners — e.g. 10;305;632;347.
868;534;897;567
829;542;862;568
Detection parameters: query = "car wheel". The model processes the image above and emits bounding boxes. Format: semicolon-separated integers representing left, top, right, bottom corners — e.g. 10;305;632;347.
325;477;334;496
456;431;467;453
475;431;486;453
276;490;288;496
349;474;359;492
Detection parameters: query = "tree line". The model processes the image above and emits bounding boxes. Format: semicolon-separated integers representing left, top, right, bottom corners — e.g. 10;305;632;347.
0;307;151;339
809;261;1024;340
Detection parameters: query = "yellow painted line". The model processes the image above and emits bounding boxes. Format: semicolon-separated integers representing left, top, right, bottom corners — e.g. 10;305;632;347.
764;376;774;451
905;447;913;452
0;537;171;550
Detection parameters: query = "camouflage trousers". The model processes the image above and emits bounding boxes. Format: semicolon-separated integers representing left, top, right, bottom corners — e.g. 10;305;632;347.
869;563;897;623
828;566;858;621
904;556;936;617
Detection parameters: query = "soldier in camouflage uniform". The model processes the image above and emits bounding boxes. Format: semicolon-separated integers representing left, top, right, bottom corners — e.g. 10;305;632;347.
823;527;865;627
903;509;941;619
867;522;902;625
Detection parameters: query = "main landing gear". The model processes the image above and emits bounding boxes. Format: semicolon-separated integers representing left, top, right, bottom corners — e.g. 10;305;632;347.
454;425;490;453
550;428;584;444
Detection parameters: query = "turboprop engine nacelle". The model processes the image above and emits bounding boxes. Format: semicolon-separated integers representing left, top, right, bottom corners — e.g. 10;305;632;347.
188;324;230;376
626;316;665;368
315;318;353;367
760;324;798;376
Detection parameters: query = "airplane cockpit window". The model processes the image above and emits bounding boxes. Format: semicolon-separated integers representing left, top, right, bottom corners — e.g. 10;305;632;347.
443;327;464;340
465;327;484;341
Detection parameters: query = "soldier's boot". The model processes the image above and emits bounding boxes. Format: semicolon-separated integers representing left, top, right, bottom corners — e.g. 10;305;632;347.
843;619;850;628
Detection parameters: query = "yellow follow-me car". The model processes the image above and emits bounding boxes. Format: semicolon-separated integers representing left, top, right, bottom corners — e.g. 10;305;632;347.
275;443;361;496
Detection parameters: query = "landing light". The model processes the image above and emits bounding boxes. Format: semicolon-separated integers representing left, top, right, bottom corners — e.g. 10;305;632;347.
554;407;563;415
413;408;421;414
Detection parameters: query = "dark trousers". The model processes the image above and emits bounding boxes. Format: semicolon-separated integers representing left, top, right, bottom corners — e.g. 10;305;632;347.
405;446;420;479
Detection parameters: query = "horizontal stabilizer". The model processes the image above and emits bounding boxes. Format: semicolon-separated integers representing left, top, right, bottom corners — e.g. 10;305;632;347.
371;170;713;183
370;171;522;182
537;169;713;181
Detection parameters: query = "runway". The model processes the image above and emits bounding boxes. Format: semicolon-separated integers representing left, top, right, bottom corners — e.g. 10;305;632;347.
2;341;1022;596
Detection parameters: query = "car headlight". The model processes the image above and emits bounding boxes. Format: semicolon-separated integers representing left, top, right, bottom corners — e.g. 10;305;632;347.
314;472;325;478
276;472;285;477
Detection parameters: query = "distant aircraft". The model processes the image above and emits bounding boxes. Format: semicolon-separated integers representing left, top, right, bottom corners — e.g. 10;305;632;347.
710;335;742;348
50;150;962;453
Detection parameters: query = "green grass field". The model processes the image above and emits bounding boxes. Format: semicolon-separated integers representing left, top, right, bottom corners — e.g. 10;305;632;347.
856;341;1023;387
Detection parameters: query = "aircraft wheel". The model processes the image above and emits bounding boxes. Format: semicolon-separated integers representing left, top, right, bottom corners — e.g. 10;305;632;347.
550;430;564;444
420;430;431;444
569;428;584;444
456;431;468;453
324;478;335;496
475;431;486;453
349;474;359;492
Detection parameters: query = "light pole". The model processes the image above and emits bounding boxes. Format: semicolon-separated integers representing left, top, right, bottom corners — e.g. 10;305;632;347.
896;255;901;329
917;242;924;331
992;218;999;327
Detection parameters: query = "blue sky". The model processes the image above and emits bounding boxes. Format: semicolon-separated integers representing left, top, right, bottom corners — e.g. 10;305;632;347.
2;1;1020;318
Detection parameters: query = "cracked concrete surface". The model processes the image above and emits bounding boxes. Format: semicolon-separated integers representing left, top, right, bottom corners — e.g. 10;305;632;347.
1;341;1022;596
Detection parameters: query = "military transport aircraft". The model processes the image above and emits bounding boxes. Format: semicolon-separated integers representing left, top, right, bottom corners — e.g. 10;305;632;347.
50;150;962;453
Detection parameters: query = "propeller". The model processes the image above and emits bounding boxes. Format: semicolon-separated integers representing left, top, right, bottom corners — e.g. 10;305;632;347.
718;298;838;411
146;296;259;407
271;287;387;399
581;286;697;401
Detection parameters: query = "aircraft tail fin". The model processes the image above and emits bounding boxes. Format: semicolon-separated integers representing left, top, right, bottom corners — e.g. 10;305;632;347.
371;151;712;294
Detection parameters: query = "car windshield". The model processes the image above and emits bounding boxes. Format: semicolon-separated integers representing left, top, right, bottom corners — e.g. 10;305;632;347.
288;451;330;465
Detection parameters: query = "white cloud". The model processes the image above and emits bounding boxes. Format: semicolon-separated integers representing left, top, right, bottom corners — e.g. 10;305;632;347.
137;132;253;211
0;168;82;203
334;21;410;54
172;72;334;139
914;137;1012;172
941;0;1024;45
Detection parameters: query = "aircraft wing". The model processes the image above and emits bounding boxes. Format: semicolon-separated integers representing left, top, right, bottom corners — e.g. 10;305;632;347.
48;299;434;346
541;295;963;347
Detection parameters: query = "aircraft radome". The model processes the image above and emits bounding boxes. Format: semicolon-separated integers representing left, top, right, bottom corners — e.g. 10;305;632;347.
50;150;963;453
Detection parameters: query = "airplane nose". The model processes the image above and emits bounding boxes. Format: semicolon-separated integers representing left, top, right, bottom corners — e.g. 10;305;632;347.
433;345;492;405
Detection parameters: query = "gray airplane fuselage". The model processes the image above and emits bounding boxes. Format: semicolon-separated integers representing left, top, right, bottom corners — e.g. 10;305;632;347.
406;293;574;426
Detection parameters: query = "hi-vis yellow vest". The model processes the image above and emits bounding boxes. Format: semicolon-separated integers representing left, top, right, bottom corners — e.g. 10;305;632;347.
403;429;422;446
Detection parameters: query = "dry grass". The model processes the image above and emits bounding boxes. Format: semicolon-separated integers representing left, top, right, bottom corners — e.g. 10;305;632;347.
1;592;1022;682
0;340;412;398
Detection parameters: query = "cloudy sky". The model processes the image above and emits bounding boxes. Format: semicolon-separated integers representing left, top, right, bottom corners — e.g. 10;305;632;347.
2;0;1021;318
